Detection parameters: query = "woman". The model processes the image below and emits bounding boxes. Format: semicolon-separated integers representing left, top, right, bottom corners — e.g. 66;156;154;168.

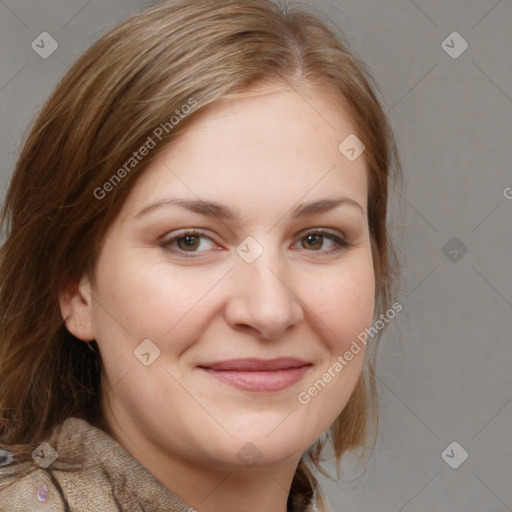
0;0;402;510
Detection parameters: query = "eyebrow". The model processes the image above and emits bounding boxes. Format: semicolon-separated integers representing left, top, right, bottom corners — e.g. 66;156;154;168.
134;196;365;221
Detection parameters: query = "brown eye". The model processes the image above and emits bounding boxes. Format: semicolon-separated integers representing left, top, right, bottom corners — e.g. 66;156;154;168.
301;234;324;250
177;235;200;251
294;229;351;256
161;230;217;256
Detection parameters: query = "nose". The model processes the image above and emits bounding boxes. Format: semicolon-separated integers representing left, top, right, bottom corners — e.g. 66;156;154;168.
224;253;304;340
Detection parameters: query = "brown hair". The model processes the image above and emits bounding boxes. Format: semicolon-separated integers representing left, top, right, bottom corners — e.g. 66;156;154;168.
0;0;402;508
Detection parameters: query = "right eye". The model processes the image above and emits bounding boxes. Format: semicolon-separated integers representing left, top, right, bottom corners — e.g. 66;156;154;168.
160;229;220;257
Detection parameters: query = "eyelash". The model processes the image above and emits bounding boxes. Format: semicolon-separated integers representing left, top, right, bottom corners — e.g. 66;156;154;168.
160;228;351;258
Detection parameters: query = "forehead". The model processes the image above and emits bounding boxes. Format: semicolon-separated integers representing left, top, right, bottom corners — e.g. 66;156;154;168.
118;84;368;223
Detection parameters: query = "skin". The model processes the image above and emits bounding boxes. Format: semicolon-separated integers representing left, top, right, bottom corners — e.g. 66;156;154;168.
60;82;375;512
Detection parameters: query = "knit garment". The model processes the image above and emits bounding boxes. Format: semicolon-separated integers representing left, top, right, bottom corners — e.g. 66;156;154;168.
0;417;331;511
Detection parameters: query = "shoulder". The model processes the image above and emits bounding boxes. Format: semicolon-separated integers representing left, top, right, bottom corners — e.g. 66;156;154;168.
0;417;92;511
0;417;192;512
0;453;66;511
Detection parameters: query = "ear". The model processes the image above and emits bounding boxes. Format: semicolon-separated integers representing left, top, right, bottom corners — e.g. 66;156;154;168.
58;275;96;342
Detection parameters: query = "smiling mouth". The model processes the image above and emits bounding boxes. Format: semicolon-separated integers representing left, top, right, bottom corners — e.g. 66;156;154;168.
197;358;312;392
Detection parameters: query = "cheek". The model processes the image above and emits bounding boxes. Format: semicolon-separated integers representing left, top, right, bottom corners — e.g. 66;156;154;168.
92;247;225;349
291;258;374;440
301;252;376;353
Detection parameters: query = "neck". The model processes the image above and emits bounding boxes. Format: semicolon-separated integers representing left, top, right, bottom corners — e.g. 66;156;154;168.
102;408;303;512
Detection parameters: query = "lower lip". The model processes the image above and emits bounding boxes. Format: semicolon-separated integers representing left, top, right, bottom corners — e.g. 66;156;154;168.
200;366;311;392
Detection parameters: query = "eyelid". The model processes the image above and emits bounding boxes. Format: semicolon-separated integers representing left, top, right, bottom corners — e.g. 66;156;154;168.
160;228;216;243
296;227;349;243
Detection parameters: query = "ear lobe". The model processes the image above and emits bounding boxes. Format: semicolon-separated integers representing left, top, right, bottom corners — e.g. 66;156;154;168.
58;276;96;342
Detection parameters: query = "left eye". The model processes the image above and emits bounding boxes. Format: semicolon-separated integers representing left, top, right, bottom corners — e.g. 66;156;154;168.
300;233;330;250
294;230;350;254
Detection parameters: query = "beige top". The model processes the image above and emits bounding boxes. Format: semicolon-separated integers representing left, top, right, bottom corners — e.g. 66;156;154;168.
0;417;330;511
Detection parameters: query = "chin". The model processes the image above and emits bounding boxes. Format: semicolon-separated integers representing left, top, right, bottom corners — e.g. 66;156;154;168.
210;426;314;469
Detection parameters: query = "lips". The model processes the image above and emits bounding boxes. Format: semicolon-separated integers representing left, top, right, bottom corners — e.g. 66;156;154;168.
197;358;312;392
199;357;310;371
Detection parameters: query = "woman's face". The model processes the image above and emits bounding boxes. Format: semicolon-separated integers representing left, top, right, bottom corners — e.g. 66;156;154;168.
61;83;375;472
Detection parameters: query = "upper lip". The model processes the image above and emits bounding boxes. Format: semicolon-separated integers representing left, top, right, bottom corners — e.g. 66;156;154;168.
198;357;311;371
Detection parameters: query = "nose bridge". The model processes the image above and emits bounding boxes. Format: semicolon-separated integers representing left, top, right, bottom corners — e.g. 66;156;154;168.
250;255;289;300
228;239;303;338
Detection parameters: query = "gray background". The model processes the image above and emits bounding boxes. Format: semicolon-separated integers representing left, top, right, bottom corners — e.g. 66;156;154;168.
1;0;511;511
